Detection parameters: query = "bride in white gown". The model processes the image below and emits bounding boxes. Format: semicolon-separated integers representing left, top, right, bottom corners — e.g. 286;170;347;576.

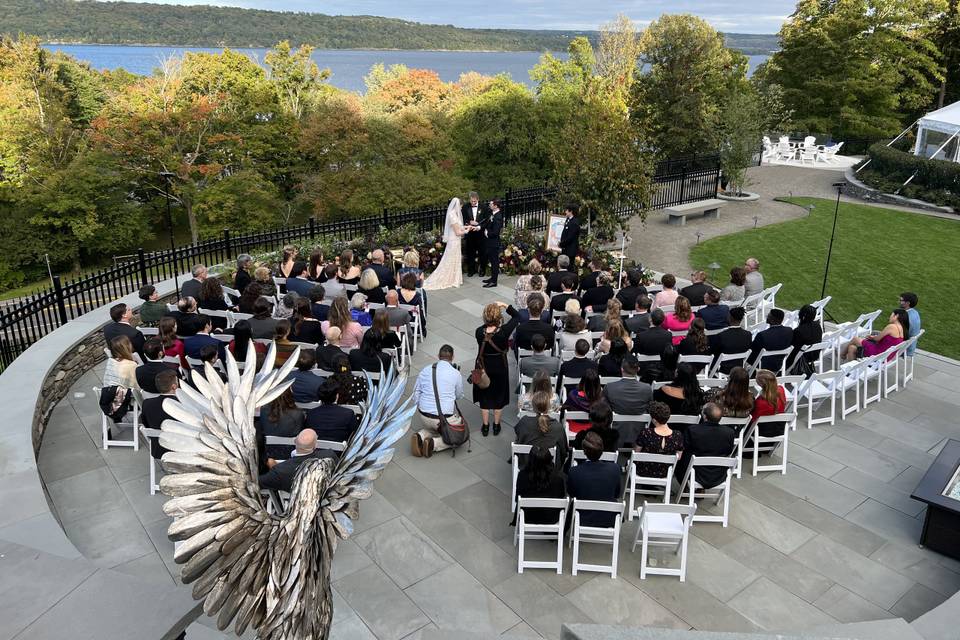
423;197;473;290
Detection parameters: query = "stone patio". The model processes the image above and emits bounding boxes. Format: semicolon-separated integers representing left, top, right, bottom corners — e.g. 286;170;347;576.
37;275;960;640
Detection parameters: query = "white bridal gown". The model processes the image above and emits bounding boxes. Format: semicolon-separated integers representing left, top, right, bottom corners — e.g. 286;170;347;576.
423;197;467;291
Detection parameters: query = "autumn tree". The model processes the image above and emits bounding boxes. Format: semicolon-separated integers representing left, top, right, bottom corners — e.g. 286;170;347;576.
265;41;332;118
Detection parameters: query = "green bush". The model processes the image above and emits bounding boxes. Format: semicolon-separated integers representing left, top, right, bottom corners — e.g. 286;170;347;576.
864;140;960;193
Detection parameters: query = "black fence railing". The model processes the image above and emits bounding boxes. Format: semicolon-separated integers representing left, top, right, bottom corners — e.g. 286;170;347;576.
0;155;719;369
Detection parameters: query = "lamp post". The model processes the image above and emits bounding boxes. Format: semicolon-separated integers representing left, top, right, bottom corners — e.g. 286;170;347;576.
159;172;179;290
708;261;720;284
820;182;845;301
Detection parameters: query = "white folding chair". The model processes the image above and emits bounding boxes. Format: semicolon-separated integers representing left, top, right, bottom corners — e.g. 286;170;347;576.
562;411;589;441
796;370;841;429
742;292;765;326
675;456;736;526
759;284;782;319
678;354;713;378
515;497;569;574
570;449;618;467
883;343;906;397
221;285;240;302
94;386;140;451
808;296;832;327
399;303;421;352
746;347;793;376
625;452;677;517
166;303;178;312
709;351;750;378
139;426;162;494
789;340;830;375
139;327;159;336
852;309;882;338
778;375;805;414
203;309;233;329
569;500;625;578
838;359;864;418
264;435;347;459
510;443;556;514
901;329;924;386
861;353;884;409
632;502;696;581
742;413;795;475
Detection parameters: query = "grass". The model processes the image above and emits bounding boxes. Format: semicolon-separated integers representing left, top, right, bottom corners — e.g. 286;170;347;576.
690;197;960;360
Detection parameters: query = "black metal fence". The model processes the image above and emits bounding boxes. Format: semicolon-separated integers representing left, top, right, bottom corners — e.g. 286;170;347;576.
0;155;719;368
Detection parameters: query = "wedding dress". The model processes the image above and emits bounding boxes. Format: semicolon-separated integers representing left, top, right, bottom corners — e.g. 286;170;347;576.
423;198;467;291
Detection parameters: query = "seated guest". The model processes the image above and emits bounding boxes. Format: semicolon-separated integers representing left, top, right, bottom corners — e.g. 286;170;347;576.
563;369;602;433
517;278;550;323
259;429;336;493
180;264;206;301
259;388;306;460
237;283;265;315
338;249;362;285
582;272;615;311
751;369;787;437
398;272;426;335
287;350;323;404
634;401;684;478
573;401;618;452
706;366;754;418
103;335;140;390
788;304;824;371
289;298;324;345
642;344;680;384
712;307;753;373
358;268;386;305
519;370;562;414
588;298;623;332
652;363;704;416
696;290;729;330
550;274;581;313
104;302;146;357
253;267;277;298
183;315;226;362
159;316;186;367
276;292;298;321
514;445;567;524
515;293;555;352
676;403;735;489
136;338;174;393
680;270;714;307
624;295;652;334
368;249;397;289
410;344;462;458
309;286;330;322
663;296;694;345
331;353;367;405
597;337;629;377
349;293;373;327
316;326;344;371
559;307;590;351
744;257;764;299
843;308;909;363
321;297;364;348
305;378;358;443
602;354;652;446
379;290;412;339
546;254;578;296
514;391;568;467
560;339;597;390
349;329;393;374
720;266;747;302
198;277;232;331
616;268;648;311
568;432;622;526
519;333;560;378
651;273;679;310
900;292;921;356
137;285;166;326
320;263;346;300
633;308;672;378
247;297;278;339
234;254;253;295
141;369;180;459
598;318;632;354
749;309;794;371
369;311;401;350
677;318;711;374
515;259;544;309
397;250;424;287
228;319;265;362
272;319;297;368
188;344;226;387
285;261;314;297
578;259;605;294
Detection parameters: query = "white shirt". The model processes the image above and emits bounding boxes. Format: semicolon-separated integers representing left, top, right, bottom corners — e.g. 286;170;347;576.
413;360;463;416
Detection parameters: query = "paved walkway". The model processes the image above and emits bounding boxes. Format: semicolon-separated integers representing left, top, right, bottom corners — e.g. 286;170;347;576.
38;276;960;640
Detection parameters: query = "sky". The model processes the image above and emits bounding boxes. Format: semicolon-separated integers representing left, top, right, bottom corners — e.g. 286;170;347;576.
113;0;795;33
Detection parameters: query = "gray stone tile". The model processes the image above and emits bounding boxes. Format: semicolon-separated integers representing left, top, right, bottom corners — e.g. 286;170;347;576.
853;409;942;451
870;542;960;598
375;464;461;529
830;422;886;449
871;438;935;473
492;575;592;640
727;493;817;554
353;517;452;589
811;584;891;623
565;575;689;630
788;425;832;449
118;474;169;526
98;446;152;484
0;470;50;531
60;506;156;569
443;482;514;543
830;467;925;517
890;583;948;622
490;533;597;596
399;622;438;640
416;510;517;590
335;565;431;640
394;452;482;499
623;573;759;633
788;445;845;478
684;536;760;603
792;535;915;610
405;564;520;634
845;499;924;547
109;551;175;586
331;538;374;583
766;464;866;517
502;621;543;637
330;616;378;640
812;435;908;482
45;466;129;525
0;512;81;560
732;474;799;512
721;534;833;603
727;577;836;630
888;465;927;493
36;431;106;484
332;587;358;626
461;451;513;496
777;500;886;557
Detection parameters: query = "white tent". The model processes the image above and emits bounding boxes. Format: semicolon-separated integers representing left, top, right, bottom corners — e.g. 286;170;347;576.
914;101;960;161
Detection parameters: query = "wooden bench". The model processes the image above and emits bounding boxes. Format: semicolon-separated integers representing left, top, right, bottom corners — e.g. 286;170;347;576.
664;198;726;226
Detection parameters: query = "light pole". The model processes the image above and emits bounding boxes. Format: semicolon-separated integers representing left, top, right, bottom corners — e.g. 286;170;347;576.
820;182;845;301
159;172;179;290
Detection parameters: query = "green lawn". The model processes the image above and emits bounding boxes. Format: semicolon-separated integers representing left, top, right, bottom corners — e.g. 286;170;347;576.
690;197;959;360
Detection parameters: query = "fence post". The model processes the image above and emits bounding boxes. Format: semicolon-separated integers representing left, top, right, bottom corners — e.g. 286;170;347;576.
679;164;688;204
382;208;388;228
52;275;68;325
309;216;316;240
137;248;148;288
504;188;512;223
223;229;232;262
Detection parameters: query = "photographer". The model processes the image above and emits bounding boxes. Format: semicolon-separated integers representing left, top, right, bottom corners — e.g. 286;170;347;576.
411;344;464;458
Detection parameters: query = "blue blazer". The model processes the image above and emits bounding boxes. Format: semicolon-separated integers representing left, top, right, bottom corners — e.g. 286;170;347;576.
566;460;622;527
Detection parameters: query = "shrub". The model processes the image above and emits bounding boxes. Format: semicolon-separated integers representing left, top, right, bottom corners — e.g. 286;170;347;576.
864;141;960;193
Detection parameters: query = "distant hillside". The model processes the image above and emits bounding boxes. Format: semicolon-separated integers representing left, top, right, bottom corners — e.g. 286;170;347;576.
0;0;779;54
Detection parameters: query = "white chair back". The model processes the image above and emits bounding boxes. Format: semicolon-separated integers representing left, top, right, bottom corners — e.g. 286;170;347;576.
570;500;625;578
632;502;696;581
626;452;677;517
677;456;736;527
515;497;570;574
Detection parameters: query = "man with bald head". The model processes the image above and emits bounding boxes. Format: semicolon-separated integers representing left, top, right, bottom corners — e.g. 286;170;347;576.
259;428;337;493
368;249;396;289
379;289;412;338
744;258;764;299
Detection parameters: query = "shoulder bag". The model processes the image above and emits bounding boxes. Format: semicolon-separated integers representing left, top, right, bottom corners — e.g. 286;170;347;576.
432;363;469;450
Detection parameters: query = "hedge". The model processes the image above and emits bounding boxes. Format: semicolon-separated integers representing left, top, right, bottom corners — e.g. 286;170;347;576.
863;140;960;192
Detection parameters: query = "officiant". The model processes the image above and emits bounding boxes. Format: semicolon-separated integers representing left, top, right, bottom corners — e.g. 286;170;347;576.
558;203;581;262
462;191;487;277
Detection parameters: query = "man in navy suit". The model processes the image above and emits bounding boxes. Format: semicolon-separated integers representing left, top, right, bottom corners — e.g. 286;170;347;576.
285;261;315;297
482;199;504;288
558;203;581;263
368;250;396;289
567;432;621;527
305;378;358;443
259;429;337;493
749;308;794;372
183;315;226;361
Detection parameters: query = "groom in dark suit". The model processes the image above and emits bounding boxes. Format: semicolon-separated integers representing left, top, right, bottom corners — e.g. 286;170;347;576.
462;191;487;277
558;203;581;262
482;199;504;288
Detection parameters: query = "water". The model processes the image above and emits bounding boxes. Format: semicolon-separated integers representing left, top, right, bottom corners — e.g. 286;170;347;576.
45;44;770;93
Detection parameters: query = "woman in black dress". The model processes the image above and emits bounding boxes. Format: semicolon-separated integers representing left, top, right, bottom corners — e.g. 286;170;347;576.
473;302;520;437
652;363;704;416
513;445;567;525
633;400;684;478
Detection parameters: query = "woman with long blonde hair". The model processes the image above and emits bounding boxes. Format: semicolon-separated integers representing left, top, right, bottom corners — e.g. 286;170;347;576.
321;297;364;348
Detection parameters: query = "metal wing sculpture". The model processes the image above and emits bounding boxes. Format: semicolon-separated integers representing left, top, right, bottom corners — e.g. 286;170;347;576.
157;343;413;639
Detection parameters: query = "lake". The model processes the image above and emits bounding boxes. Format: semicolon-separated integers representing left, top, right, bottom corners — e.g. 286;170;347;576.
44;44;770;93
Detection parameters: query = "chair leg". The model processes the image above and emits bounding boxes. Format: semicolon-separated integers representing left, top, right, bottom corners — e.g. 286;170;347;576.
517;527;525;574
631;519;642;553
571;526;579;576
556;531;564;575
639;528;648;579
149;457;157;496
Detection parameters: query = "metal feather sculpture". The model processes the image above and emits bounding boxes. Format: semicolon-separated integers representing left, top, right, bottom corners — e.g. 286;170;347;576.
157;343;413;639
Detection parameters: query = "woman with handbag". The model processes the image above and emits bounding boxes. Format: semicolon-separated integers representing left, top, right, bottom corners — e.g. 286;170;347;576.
472;301;520;437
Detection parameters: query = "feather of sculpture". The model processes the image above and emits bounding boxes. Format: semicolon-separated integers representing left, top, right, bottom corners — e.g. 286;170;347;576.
158;342;414;639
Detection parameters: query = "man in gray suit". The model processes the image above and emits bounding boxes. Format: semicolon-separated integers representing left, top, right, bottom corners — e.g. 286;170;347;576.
379;290;412;340
519;333;560;378
180;264;207;301
602;354;652;446
625;295;652;335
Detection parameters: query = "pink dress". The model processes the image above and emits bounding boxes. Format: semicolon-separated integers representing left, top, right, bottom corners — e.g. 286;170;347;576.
321;320;365;348
651;289;678;310
863;334;903;360
663;313;693;345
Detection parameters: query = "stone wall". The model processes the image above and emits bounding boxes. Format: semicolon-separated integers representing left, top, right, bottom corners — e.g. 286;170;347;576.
843;168;955;214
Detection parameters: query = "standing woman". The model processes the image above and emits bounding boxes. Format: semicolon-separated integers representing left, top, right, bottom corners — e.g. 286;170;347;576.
338;249;362;285
307;248;325;281
278;245;298;280
473;302;520;437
